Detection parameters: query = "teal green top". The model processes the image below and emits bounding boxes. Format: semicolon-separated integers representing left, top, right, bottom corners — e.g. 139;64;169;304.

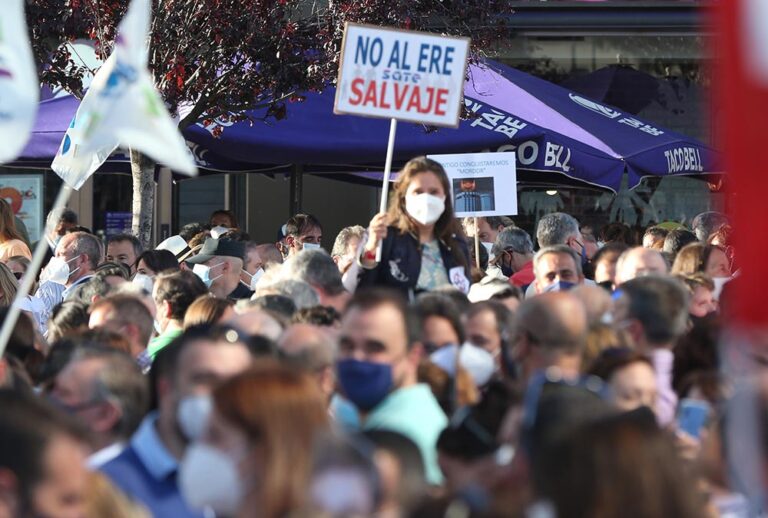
363;384;448;485
147;328;183;359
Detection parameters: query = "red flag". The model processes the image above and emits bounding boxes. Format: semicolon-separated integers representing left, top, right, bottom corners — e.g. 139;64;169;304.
716;0;768;326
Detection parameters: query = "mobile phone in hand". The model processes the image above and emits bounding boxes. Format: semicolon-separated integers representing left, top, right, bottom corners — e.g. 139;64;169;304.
677;398;710;439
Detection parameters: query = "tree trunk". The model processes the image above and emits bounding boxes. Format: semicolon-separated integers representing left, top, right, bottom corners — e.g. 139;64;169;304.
130;149;156;250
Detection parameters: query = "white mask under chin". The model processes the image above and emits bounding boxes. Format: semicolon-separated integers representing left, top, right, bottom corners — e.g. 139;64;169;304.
405;193;445;226
179;443;244;516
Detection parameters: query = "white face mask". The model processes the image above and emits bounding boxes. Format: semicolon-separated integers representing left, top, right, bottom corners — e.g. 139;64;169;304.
429;342;496;387
210;225;230;239
405;193;445;226
132;273;154;294
177;394;213;441
241;267;264;291
712;276;732;300
179;443;244;515
40;256;79;285
302;242;321;251
481;241;495;261
192;262;224;288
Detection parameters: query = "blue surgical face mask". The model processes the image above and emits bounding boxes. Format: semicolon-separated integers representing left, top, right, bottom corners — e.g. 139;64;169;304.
337;359;392;412
302;242;321;251
192;262;224;288
544;280;576;292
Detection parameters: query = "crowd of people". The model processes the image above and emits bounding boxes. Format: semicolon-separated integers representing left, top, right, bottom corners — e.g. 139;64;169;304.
0;156;760;518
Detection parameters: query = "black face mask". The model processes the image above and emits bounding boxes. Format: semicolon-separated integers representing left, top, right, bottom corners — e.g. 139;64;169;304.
597;280;613;292
500;252;515;277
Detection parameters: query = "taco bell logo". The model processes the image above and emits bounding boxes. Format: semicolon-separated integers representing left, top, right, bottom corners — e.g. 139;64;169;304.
568;94;622;119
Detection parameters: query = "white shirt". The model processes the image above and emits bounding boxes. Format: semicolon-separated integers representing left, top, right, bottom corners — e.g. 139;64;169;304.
87;441;126;470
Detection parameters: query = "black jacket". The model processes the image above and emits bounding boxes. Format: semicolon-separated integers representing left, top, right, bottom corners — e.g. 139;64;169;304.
358;226;470;298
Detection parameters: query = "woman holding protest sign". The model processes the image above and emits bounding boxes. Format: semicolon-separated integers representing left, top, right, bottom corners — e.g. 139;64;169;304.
358;157;470;298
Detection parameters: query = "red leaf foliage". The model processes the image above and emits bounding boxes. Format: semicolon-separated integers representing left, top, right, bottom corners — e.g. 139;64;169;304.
27;0;514;132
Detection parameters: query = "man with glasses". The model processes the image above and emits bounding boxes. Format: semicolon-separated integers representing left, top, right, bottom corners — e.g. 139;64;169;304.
101;325;255;518
493;227;535;288
49;345;148;468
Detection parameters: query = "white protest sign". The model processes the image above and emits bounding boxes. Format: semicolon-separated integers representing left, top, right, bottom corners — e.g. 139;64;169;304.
429;152;518;217
334;23;470;127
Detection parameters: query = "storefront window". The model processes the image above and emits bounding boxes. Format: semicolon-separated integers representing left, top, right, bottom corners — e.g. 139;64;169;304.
92;172;133;235
493;26;718;231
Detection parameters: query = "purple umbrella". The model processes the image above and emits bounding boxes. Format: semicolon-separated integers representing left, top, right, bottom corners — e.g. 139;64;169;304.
562;64;661;115
17;60;720;192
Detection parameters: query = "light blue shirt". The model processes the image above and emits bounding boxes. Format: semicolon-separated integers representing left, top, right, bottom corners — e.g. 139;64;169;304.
34;281;66;337
101;412;206;518
62;275;94;301
337;384;448;485
130;412;178;480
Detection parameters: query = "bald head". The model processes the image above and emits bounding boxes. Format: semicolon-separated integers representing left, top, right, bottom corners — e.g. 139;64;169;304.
225;308;283;341
615;247;668;285
570;284;613;328
278;323;338;402
278;323;337;368
513;292;587;380
255;244;283;266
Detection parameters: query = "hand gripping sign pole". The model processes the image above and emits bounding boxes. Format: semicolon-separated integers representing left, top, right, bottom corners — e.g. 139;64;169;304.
0;184;73;357
334;23;470;262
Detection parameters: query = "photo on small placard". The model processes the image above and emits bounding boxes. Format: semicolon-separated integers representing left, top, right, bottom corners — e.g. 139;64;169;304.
452;176;495;213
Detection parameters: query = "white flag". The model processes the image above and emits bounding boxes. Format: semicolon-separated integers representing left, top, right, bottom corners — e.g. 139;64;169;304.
52;0;197;189
0;0;39;164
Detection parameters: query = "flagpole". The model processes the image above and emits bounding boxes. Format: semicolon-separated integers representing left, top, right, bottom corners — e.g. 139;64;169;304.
0;184;73;357
376;118;398;262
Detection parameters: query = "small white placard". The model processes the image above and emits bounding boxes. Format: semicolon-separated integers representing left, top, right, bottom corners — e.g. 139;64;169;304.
429;152;518;217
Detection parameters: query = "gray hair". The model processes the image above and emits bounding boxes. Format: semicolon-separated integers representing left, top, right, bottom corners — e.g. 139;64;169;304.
485;216;515;229
72;346;148;440
536;212;580;248
493;227;534;257
282;249;345;296
71;232;103;269
691;211;729;242
259;278;320;310
620;275;689;345
331;225;365;258
106;234;143;262
533;245;583;278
